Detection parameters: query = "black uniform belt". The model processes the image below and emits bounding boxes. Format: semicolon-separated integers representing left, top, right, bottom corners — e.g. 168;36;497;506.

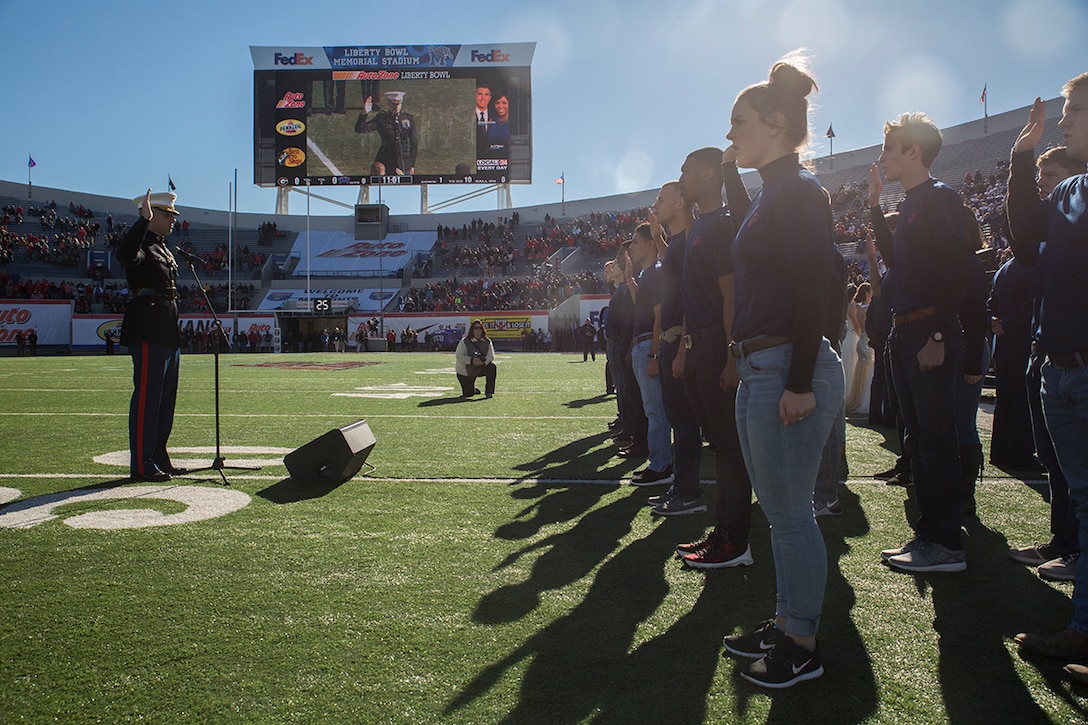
729;335;793;359
1048;351;1088;369
633;332;655;344
893;306;937;326
683;325;723;350
135;287;179;300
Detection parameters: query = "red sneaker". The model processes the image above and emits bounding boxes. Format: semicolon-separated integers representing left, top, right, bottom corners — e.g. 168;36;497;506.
683;538;754;569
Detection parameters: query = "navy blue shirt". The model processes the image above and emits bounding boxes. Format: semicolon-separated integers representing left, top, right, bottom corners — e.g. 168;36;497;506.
988;256;1034;361
682;207;734;332
659;230;686;331
731;154;836;392
1006;150;1088;355
878;178;967;335
731;155;835;342
606;283;632;345
632;263;661;338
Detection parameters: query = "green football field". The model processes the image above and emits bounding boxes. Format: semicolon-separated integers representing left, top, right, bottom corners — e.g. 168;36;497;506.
0;351;1084;723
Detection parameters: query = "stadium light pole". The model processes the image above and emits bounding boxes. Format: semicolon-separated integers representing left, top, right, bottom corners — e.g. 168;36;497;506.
306;181;311;315
227;179;233;312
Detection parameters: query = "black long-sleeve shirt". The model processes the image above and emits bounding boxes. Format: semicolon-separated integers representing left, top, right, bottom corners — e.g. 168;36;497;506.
731;154;837;393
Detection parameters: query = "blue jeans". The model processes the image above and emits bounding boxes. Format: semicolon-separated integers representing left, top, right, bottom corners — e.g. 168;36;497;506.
736;339;843;637
955;340;990;447
1040;361;1088;634
1028;353;1077;551
632;339;672;472
889;322;963;549
129;342;181;477
659;338;702;498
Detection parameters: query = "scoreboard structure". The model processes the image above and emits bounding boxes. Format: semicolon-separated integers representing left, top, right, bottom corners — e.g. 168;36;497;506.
251;43;535;189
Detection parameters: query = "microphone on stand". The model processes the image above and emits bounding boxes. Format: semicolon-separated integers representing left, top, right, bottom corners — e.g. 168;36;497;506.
173;246;203;266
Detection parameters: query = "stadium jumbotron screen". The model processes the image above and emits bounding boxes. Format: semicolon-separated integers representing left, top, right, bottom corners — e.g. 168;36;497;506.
251;43;534;188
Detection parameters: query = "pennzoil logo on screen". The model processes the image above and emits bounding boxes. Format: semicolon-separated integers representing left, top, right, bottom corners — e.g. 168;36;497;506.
276;119;306;136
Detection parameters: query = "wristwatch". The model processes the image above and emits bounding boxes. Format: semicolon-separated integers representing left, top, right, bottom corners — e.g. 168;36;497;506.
930;331;945;343
649;353;659;359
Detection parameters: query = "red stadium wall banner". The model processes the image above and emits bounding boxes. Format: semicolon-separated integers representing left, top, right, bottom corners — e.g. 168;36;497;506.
0;299;73;346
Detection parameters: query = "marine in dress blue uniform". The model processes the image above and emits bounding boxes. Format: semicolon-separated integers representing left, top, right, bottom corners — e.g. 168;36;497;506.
117;190;183;482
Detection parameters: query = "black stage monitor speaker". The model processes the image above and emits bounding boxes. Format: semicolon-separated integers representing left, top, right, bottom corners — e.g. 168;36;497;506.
284;420;376;486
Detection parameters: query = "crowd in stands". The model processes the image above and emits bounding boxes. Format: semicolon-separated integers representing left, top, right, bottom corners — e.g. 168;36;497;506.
0;272;255;315
397;269;606;313
257;221;282;246
1;202;101;268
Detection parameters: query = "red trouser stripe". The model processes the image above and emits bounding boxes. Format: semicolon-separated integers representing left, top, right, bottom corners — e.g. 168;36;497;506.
135;342;149;474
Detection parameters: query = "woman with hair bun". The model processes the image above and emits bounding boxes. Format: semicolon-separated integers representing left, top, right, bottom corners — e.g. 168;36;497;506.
718;53;845;689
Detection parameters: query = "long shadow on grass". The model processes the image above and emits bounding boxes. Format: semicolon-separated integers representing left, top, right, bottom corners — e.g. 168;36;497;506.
511;431;641;485
562;393;611;410
892;487;1083;722
256;478;346;503
775;483;877;722
722;483;879;723
448;492;722;722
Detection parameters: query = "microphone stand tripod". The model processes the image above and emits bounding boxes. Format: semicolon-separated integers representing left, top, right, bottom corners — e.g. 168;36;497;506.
176;250;260;485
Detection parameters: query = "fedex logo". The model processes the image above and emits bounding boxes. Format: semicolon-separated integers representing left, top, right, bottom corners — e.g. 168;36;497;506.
275;52;313;66
470;49;511;63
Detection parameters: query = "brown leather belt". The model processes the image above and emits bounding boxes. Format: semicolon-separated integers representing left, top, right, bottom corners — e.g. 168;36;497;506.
633;332;655;344
893;306;938;326
1048;351;1088;369
729;335;793;359
660;325;684;344
683;325;723;350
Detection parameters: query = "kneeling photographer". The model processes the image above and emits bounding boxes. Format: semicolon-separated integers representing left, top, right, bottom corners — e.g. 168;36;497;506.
455;320;497;398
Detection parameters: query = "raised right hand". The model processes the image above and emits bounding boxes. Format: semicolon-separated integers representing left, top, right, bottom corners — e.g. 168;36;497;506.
1013;97;1046;153
364;96;373;114
868;163;883;207
140;188;153;221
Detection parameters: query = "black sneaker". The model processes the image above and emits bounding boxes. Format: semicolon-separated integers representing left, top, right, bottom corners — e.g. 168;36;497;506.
651;493;708;516
646;484;676;507
884;469;913;487
631;465;674;486
740;635;823;689
723;619;782;658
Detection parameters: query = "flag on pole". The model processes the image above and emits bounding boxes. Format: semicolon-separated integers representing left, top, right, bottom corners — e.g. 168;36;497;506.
168;175;177;191
825;124;835;139
555;174;564;185
980;83;987;105
28;155;36;168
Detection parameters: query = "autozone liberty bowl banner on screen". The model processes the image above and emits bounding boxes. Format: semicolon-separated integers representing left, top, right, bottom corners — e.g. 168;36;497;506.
0;300;73;345
289;231;436;275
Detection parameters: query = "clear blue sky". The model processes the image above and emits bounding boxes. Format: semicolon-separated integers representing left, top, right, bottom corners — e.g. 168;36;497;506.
4;0;1085;217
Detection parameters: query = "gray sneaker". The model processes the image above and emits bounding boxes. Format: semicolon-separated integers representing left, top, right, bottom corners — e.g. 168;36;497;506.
1039;552;1080;582
881;538;923;562
886;541;966;573
651;493;708;516
813;499;843;517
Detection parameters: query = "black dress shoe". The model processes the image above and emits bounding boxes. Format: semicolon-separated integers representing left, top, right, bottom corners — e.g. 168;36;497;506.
132;470;172;483
164;466;188;476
